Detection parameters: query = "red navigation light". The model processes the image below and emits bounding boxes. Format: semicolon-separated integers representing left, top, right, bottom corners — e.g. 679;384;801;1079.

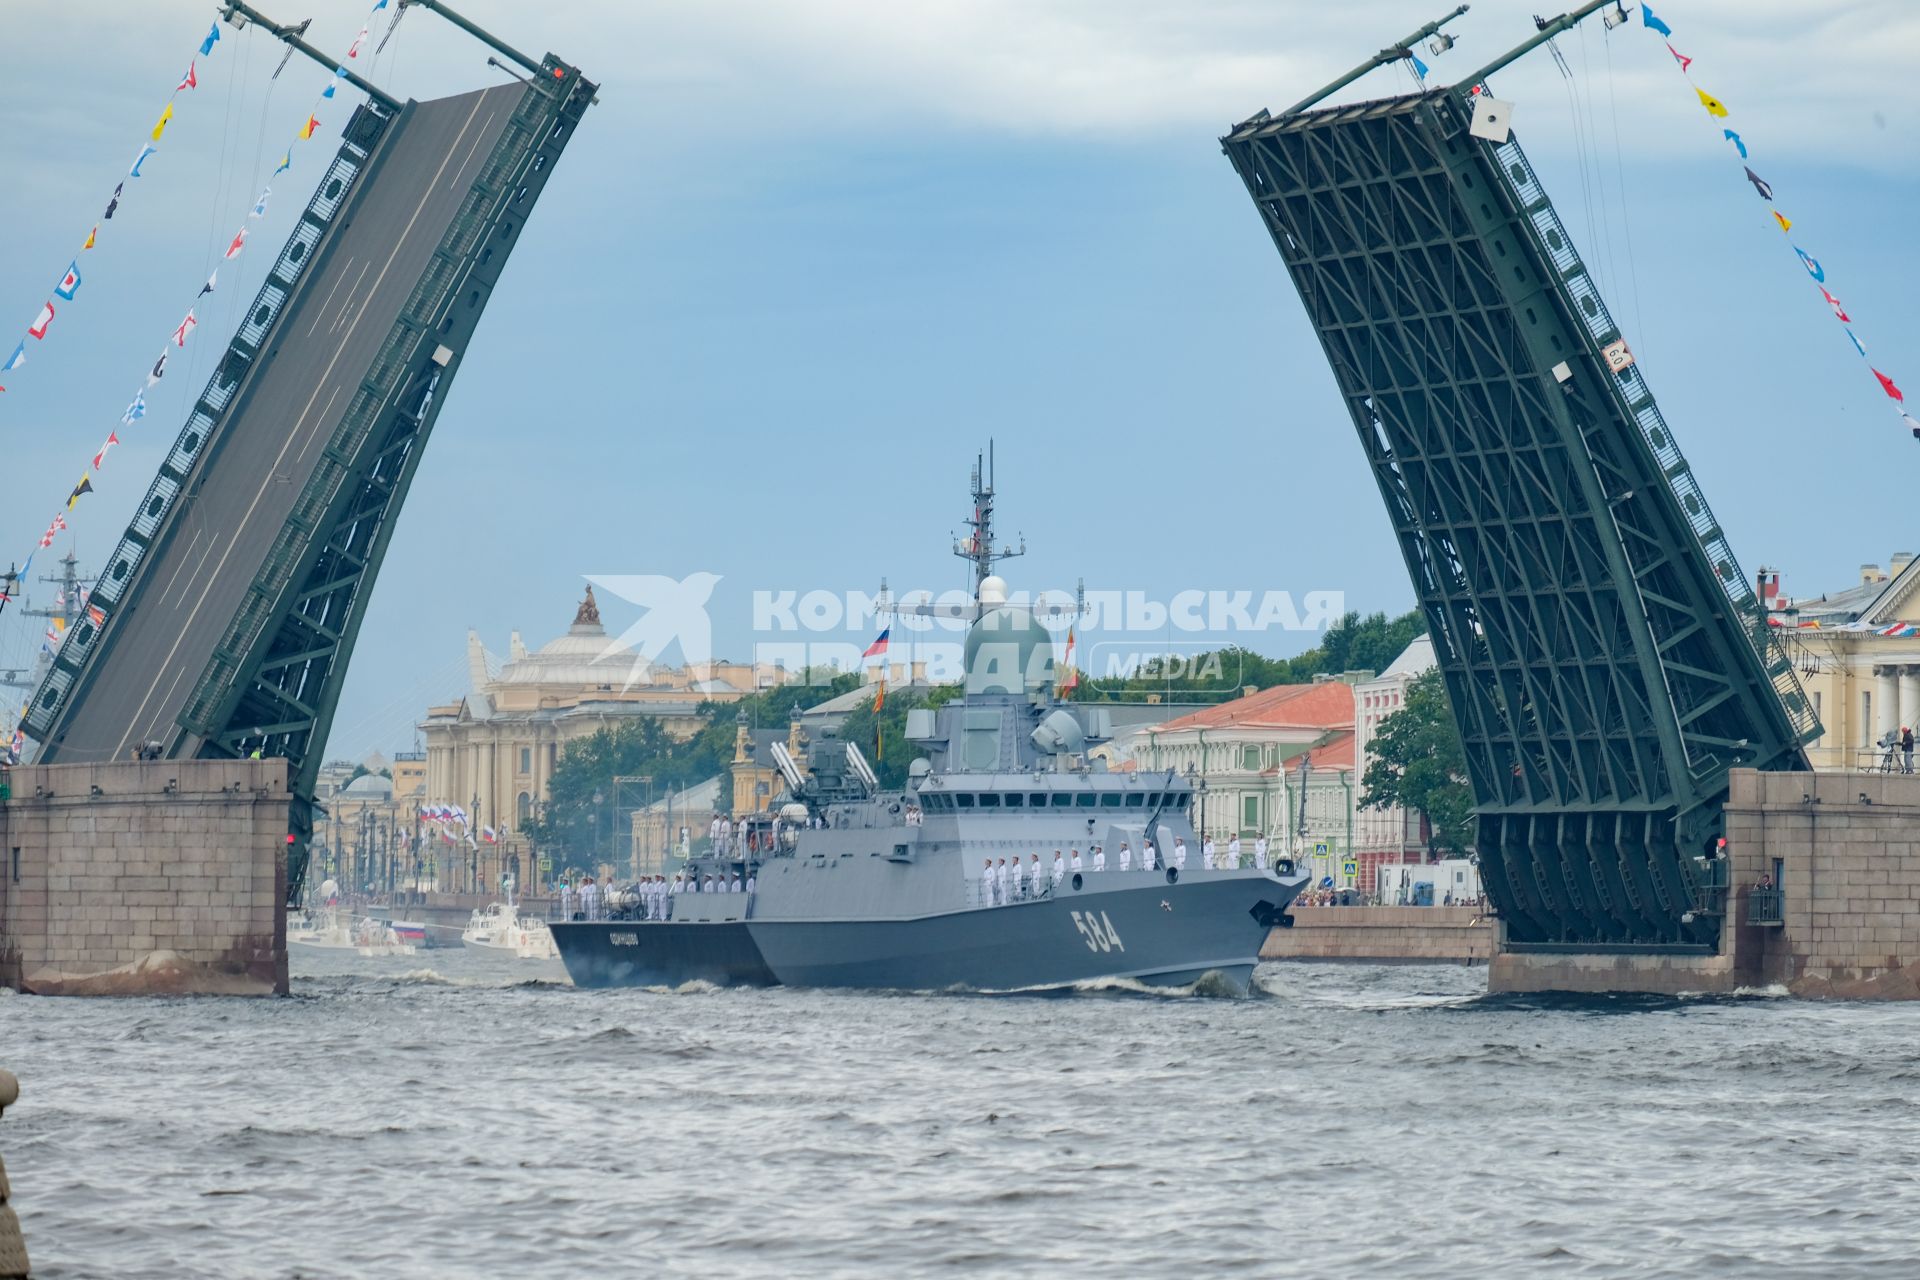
552;67;566;79
287;834;297;844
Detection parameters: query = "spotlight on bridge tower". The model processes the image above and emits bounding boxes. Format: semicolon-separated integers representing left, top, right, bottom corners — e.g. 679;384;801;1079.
1427;32;1455;56
1601;3;1632;30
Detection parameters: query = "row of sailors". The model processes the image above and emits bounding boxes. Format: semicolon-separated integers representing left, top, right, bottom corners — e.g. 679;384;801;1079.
979;834;1274;905
561;871;759;922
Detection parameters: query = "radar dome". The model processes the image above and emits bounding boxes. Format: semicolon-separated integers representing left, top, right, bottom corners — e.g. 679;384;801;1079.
963;605;1056;697
979;575;1009;607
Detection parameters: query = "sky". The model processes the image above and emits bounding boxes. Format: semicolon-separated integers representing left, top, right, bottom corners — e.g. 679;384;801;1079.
0;0;1915;766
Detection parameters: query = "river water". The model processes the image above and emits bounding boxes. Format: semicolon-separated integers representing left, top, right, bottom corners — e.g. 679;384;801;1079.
5;954;1920;1279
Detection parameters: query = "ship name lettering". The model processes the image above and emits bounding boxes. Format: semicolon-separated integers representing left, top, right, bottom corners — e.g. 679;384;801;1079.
609;932;640;947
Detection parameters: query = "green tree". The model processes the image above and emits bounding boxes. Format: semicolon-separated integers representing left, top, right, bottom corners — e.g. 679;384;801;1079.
1360;668;1475;855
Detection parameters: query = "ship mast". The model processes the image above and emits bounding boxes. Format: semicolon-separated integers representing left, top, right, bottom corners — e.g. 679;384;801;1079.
0;551;95;695
953;441;1024;607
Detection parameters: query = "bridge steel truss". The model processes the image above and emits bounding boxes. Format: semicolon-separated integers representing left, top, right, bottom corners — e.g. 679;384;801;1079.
28;58;594;902
1222;90;1817;952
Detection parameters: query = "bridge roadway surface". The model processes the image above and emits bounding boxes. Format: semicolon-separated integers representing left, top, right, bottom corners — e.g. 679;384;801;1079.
46;83;521;764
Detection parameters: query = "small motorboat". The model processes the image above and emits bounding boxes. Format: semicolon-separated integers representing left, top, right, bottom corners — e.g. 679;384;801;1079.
461;901;559;960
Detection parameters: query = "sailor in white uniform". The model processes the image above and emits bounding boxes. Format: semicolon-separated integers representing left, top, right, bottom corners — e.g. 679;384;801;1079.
997;857;1013;903
579;877;600;921
984;858;999;906
1254;836;1269;870
1069;848;1084;874
1227;835;1242;868
1028;853;1045;898
1051;851;1067;890
1141;841;1157;872
1201;836;1216;869
1117;842;1132;871
1172;837;1189;870
1091;845;1106;872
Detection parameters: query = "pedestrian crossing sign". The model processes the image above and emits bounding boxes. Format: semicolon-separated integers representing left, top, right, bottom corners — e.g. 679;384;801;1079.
1314;841;1328;855
1342;859;1357;878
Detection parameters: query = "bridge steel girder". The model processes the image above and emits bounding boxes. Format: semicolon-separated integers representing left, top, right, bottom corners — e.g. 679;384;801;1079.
28;58;595;905
1221;89;1816;951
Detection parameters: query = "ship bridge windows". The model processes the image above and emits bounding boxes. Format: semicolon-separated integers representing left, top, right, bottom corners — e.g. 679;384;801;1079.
1125;794;1146;808
1075;794;1096;809
1050;794;1073;809
956;794;975;809
978;794;1001;808
1100;793;1122;809
1004;793;1024;808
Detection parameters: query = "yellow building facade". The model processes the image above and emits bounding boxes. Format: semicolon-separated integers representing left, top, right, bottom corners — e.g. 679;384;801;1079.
420;588;791;889
1780;555;1920;771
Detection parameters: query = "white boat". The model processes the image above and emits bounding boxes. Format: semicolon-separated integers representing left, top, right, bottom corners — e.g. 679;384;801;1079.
289;908;355;951
461;901;559;959
289;910;416;955
351;916;417;957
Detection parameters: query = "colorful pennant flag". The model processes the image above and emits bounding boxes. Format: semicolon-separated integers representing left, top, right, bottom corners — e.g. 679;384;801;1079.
274;150;292;176
198;270;217;298
147;352;167;386
130;144;156;177
224;229;247;260
67;476;93;510
121;393;146;425
1641;10;1910;442
178;60;198;92
93;433;120;469
54;263;82;301
249;188;271;219
151;102;174;142
28;302;54;340
200;22;221;56
348;26;370;59
299;114;320;140
104;182;122;220
82;225;98;251
172;310;198;347
4;343;24;372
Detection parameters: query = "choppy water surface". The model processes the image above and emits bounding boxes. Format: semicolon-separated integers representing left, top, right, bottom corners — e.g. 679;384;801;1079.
5;954;1920;1279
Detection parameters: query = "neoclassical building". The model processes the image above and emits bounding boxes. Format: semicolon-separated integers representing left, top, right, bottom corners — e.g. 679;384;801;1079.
1776;554;1920;770
420;588;789;886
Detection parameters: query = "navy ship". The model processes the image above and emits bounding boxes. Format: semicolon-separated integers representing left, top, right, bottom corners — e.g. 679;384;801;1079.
551;459;1308;993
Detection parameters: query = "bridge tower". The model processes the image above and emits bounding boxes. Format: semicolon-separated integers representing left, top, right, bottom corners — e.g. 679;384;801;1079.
1219;7;1817;951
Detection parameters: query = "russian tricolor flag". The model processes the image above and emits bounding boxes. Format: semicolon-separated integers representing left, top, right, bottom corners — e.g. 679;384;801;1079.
863;627;890;658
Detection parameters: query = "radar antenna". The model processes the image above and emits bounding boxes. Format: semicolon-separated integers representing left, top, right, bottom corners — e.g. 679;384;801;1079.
953;440;1024;602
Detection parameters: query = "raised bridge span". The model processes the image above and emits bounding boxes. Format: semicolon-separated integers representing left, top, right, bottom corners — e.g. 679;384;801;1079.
25;1;594;901
1220;4;1818;953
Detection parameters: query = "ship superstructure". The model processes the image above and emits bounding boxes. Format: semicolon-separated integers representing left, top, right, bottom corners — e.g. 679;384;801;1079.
551;461;1308;993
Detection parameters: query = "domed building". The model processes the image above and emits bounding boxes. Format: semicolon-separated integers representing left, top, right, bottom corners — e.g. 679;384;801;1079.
419;588;791;889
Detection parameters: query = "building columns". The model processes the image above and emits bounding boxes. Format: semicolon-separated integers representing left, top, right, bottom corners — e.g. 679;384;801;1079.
1903;669;1920;738
1877;667;1899;744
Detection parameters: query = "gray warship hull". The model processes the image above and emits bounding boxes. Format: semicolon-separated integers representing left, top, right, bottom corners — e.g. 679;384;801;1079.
552;867;1302;994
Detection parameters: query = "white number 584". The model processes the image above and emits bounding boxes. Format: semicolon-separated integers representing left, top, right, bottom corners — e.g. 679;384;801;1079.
1071;910;1124;953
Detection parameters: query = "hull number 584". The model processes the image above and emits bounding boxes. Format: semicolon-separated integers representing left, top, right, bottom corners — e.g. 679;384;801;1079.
1071;910;1124;953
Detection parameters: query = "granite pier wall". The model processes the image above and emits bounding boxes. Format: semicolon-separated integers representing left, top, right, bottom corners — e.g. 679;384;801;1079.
0;759;288;996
